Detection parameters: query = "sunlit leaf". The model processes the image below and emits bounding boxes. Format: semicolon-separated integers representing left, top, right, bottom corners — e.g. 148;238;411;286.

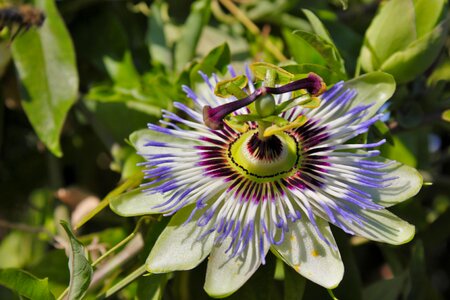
293;30;346;77
11;0;79;157
190;43;231;84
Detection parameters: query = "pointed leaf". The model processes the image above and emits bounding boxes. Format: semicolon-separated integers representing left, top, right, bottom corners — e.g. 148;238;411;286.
11;0;79;157
380;19;448;83
361;0;416;69
60;221;93;300
293;30;346;77
0;269;55;300
302;9;333;44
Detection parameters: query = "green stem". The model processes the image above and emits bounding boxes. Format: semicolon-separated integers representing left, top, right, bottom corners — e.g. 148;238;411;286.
74;171;143;230
56;287;68;300
219;0;287;62
91;216;151;267
103;265;148;298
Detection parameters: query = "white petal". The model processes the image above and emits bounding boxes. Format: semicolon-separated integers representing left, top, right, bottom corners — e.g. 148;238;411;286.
335;208;415;245
272;217;344;289
204;235;270;298
130;129;197;155
146;206;215;273
109;188;169;216
365;158;422;207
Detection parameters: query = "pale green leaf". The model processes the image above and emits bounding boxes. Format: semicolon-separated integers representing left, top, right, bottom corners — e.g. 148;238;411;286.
361;0;416;69
148;1;172;69
293;30;346;77
175;0;211;71
380;19;448;83
302;9;333;44
414;0;447;37
11;0;79;157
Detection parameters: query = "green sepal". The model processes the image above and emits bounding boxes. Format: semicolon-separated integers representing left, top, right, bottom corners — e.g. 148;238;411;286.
214;75;248;99
250;62;294;85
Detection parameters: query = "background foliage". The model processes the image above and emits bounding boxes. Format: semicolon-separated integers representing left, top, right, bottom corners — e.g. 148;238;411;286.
0;0;449;299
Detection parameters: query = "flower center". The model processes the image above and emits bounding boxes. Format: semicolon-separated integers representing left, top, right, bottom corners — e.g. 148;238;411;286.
227;130;300;182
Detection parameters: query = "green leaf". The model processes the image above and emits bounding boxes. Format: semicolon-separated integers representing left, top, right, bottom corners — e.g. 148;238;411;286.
282;28;326;66
11;0;79;157
0;269;55;300
363;272;408;300
190;43;231;84
414;0;447;38
284;264;306;300
292;30;346;77
250;62;294;85
380;19;448;83
361;0;417;70
282;63;344;84
148;1;172;69
60;221;93;300
174;0;211;71
214;74;248;98
136;273;169;300
302;9;333;44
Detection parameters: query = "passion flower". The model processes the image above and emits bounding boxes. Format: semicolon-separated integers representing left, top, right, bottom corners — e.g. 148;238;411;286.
111;65;422;298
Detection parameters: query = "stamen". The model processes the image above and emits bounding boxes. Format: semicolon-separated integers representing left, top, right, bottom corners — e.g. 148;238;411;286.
265;73;326;96
203;73;325;130
203;89;263;130
247;133;283;161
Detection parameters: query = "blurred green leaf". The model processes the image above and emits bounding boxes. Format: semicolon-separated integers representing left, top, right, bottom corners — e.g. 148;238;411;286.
363;272;408;300
414;0;447;37
381;133;418;167
442;109;450;122
283;28;326;66
302;9;333;44
190;43;231;84
292;30;346;78
380;19;448;84
60;221;93;300
148;1;172;69
175;0;211;71
428;59;450;85
361;0;416;69
0;269;55;300
360;0;448;83
284;264;306;300
137;273;169;300
11;0;79;157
